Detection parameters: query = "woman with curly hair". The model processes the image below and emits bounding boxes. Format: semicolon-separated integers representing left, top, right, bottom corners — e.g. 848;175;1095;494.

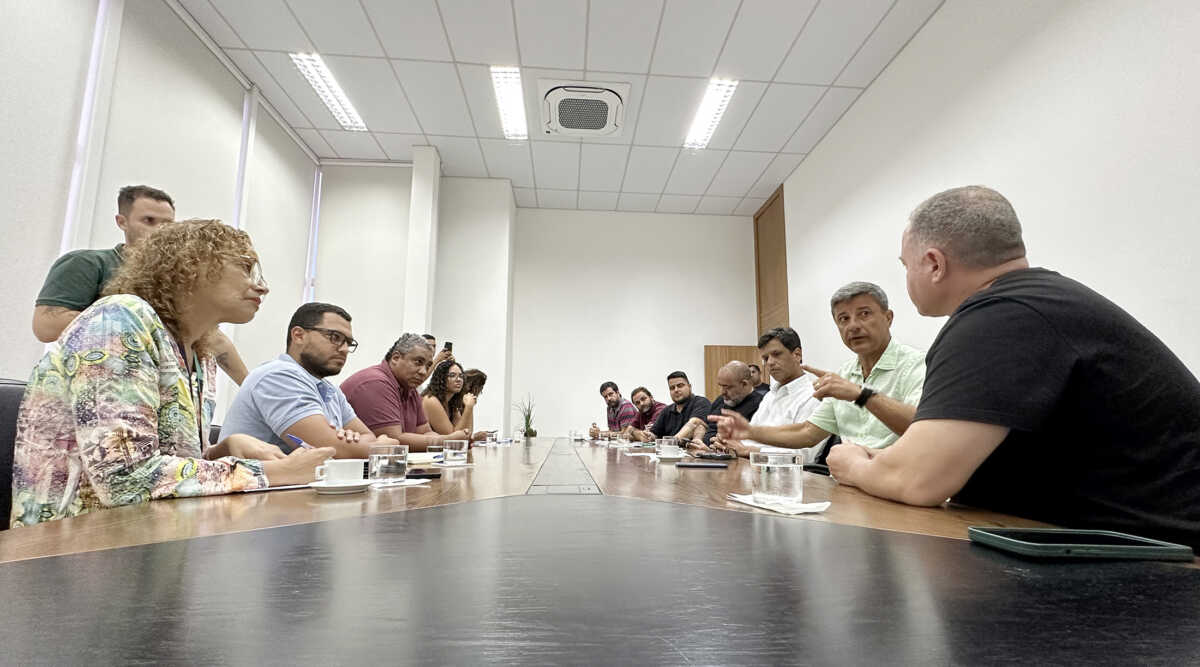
10;220;334;528
421;360;486;440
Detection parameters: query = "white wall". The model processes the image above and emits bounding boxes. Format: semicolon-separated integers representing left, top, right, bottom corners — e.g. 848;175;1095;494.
0;1;98;379
90;0;244;247
511;208;756;437
782;0;1200;372
315;166;413;380
433;178;516;432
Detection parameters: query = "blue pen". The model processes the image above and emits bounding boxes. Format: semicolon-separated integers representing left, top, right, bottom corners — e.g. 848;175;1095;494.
285;434;313;449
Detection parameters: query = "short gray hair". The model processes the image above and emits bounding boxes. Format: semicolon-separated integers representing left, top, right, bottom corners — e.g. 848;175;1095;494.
384;333;432;362
908;185;1026;268
830;281;888;313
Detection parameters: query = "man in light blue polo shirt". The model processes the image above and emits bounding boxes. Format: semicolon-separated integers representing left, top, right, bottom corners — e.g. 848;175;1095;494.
710;282;925;460
221;302;398;458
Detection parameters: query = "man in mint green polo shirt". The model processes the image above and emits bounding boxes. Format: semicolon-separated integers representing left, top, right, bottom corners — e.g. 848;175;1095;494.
710;282;925;461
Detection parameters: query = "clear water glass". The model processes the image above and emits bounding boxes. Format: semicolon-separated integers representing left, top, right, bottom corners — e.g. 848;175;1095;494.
750;451;805;504
368;444;408;487
444;439;469;464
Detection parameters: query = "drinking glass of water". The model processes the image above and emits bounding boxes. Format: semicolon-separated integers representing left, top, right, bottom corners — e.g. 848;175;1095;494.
444;440;469;464
750;451;805;504
368;444;408;487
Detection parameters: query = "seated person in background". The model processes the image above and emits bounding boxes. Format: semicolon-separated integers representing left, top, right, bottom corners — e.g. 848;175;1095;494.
32;185;249;384
422;361;488;440
713;327;821;453
589;381;637;438
827;185;1200;548
11;220;333;527
712;282;924;460
625;386;666;442
341;334;469;451
423;333;454;370
681;361;761;448
221;302;398;458
645;372;711;441
749;363;770;396
463;368;488;398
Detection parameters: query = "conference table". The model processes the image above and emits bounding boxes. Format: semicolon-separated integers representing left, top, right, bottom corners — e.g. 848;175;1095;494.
1;438;1197;664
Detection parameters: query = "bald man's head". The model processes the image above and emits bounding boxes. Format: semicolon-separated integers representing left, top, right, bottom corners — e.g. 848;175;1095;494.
716;360;754;405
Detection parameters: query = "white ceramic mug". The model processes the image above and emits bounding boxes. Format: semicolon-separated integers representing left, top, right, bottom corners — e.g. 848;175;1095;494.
315;458;368;483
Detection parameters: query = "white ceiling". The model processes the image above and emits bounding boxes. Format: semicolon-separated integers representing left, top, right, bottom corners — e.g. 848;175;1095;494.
180;0;943;215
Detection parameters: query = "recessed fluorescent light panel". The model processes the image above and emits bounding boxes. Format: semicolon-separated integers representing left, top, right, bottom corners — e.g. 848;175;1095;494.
684;78;738;149
289;52;367;132
490;66;528;140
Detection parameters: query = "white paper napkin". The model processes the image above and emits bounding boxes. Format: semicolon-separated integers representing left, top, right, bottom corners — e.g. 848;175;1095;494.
727;493;830;515
374;478;431;488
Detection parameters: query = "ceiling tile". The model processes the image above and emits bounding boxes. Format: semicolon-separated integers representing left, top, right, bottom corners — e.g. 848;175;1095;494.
361;0;452;60
706;151;774;197
286;0;383;57
374;133;424;161
209;0;312;52
705;80;766;150
323;56;420;133
618;193;661;212
784;87;861;153
537;189;578;209
531;141;581;190
225;49;310;128
621;146;678;193
747;153;804;198
734;197;767;216
633;76;708;146
584;72;645;145
296;128;338;158
514;0;586;69
665;149;727;195
713;0;817;80
578;145;630;192
650;0;738;77
836;0;943;87
775;0;893;84
438;0;519;64
657;194;700;213
480;139;535;188
513;187;538;207
733;83;823;151
696;195;741;215
578;191;619;210
253;50;340;130
319;130;385;159
179;0;244;48
458;64;503;139
428;136;488;177
522;67;584;140
587;0;663;74
390;60;474;136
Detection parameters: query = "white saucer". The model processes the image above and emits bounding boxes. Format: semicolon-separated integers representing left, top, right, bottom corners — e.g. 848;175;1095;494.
657;454;684;463
310;480;372;495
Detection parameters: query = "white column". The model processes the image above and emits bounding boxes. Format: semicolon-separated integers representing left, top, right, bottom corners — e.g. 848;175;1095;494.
402;145;441;334
230;86;260;230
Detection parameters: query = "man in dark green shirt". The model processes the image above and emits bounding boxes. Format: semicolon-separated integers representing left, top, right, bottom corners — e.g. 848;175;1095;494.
32;185;249;384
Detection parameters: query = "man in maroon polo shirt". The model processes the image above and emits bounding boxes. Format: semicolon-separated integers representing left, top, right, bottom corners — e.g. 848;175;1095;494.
626;386;666;442
341;333;469;452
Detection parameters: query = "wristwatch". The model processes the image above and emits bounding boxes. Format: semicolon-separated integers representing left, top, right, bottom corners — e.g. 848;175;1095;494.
854;386;876;407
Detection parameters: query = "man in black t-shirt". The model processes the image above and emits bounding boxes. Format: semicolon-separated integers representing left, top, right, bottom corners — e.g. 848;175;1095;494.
827;185;1200;548
648;371;711;440
676;361;762;446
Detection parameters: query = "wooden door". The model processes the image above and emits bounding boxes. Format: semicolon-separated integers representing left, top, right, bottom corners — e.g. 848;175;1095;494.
754;186;789;334
703;345;764;401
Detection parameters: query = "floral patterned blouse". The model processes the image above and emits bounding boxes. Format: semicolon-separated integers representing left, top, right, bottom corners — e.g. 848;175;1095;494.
10;294;267;528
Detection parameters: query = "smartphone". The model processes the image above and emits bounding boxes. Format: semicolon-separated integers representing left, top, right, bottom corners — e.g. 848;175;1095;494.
697;451;735;460
676;462;728;469
444;341;453;352
967;526;1194;561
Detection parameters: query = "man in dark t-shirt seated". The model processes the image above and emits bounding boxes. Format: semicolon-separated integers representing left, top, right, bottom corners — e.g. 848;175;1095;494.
642;371;711;441
677;361;761;447
826;185;1200;549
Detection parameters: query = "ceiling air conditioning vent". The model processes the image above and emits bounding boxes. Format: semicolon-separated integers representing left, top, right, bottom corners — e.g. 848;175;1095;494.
539;79;630;137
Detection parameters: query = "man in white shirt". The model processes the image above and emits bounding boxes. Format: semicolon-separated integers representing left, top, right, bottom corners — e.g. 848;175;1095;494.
710;326;821;454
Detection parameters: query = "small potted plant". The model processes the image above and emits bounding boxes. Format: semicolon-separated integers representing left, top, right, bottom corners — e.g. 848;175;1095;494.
513;394;537;438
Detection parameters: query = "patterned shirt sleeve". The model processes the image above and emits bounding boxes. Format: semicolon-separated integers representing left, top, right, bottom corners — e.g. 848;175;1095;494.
69;301;266;507
616;401;638;429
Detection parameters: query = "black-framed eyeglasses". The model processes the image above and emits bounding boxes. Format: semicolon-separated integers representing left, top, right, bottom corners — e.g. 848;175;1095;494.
302;326;358;352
